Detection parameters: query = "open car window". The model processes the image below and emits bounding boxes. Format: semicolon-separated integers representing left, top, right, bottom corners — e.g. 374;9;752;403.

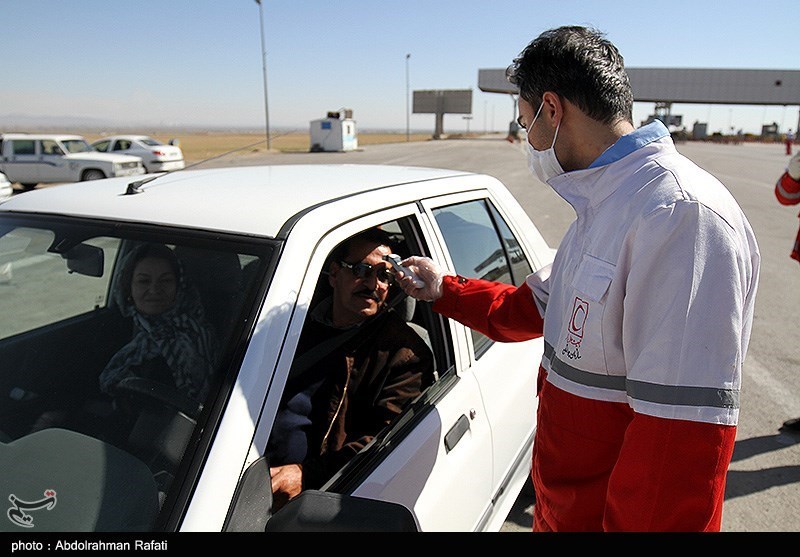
260;216;452;499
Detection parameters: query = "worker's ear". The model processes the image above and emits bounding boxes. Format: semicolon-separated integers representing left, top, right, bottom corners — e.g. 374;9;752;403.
540;91;563;128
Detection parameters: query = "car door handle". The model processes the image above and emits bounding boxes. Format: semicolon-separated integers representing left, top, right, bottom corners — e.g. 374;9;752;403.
444;413;471;453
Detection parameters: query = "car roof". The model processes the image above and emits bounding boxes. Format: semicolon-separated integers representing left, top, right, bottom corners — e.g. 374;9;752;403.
1;133;85;141
0;164;483;239
92;135;151;142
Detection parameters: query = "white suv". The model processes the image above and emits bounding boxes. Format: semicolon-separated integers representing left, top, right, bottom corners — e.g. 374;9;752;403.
0;165;553;532
0;133;144;190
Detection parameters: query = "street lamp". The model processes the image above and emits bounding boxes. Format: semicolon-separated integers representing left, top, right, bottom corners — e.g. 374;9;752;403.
255;0;271;151
406;54;411;142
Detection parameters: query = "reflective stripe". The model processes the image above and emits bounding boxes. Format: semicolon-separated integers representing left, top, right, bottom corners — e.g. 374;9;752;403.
544;342;626;390
776;178;800;201
627;378;739;409
543;341;740;409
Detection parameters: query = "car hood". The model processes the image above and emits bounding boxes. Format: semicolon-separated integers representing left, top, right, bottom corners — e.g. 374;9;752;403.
67;152;142;164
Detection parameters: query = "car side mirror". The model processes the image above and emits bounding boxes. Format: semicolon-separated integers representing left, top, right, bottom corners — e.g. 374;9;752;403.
223;456;273;532
63;243;104;277
265;490;419;532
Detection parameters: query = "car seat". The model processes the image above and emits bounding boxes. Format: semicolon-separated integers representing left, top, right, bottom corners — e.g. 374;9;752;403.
173;246;243;344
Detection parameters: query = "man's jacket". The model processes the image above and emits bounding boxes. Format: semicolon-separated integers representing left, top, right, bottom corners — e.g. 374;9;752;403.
775;170;800;263
434;120;760;531
268;303;434;489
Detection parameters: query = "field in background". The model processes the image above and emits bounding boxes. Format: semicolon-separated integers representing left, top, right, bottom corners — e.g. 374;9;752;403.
82;131;434;164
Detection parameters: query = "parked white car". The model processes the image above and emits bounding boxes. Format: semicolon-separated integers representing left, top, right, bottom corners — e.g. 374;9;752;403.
0;171;11;202
0;165;553;532
91;135;185;174
0;133;144;190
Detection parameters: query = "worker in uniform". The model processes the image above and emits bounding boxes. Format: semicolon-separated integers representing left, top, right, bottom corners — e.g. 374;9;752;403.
775;151;800;432
397;26;761;531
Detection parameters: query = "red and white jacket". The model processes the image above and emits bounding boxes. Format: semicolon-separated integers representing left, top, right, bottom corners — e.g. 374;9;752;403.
433;121;761;532
775;170;800;263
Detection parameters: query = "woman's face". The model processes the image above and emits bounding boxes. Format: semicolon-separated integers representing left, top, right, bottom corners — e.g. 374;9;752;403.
130;256;178;316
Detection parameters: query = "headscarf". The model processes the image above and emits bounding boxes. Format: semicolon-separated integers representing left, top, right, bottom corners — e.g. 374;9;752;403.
98;244;220;402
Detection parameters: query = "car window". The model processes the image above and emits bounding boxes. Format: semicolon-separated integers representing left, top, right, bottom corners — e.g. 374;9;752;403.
0;230;118;339
60;140;92;154
433;198;532;357
93;140;110;152
0;215;274;532
262;217;448;504
114;140;131;151
10;140;35;155
141;138;161;146
41;140;63;156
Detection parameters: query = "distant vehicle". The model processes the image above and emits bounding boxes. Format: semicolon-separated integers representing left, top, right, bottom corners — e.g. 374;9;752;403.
0;164;554;532
0;133;144;190
91;135;185;174
0;171;12;201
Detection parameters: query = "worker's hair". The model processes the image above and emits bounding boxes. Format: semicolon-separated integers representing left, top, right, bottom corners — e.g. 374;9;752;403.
506;26;633;125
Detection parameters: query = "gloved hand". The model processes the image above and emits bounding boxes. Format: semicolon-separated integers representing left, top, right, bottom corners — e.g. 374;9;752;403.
398;256;449;302
788;151;800;180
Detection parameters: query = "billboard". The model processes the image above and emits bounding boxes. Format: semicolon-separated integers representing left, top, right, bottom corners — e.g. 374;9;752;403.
413;90;472;114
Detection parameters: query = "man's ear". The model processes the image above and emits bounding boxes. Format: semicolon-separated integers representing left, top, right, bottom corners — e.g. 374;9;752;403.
328;261;339;288
541;91;563;127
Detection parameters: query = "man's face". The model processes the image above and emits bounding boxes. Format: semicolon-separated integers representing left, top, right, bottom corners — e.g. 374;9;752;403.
328;240;394;328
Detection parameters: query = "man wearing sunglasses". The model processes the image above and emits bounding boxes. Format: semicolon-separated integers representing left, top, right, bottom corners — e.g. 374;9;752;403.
267;227;435;510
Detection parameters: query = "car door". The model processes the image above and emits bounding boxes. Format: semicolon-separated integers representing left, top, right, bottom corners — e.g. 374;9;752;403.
220;203;495;532
421;189;548;508
37;139;71;183
321;209;494;531
2;139;40;184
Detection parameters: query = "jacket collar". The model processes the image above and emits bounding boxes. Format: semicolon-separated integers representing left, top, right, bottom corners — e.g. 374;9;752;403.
547;120;671;214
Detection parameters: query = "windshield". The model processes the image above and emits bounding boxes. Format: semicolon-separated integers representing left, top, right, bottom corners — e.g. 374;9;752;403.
60;140;93;154
0;215;274;531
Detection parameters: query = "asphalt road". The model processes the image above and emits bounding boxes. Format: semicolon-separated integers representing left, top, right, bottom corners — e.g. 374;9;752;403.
205;135;798;532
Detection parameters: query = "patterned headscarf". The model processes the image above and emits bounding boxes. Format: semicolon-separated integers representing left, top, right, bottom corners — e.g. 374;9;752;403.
99;244;220;402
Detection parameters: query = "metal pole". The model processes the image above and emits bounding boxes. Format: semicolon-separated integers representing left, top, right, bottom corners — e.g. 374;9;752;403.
406;54;411;141
256;0;271;151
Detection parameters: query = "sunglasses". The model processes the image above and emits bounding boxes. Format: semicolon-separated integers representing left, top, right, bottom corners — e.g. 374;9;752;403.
339;260;396;285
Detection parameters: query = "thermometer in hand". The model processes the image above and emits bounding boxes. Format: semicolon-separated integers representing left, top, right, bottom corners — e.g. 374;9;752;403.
383;254;426;288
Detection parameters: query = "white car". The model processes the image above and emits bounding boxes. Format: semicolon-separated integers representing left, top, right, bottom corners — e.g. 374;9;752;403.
0;171;11;201
0;165;553;532
91;135;185;173
0;133;145;190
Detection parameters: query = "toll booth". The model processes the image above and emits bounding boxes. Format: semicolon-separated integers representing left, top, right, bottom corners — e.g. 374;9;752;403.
692;122;708;140
310;110;358;152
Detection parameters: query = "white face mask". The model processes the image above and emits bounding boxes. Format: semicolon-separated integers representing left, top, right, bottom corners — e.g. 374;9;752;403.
525;101;564;183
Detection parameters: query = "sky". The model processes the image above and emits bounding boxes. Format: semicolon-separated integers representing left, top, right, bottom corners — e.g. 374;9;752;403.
2;0;799;135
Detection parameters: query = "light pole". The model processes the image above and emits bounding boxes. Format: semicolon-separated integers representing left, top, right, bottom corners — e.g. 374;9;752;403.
405;54;411;141
255;0;271;151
